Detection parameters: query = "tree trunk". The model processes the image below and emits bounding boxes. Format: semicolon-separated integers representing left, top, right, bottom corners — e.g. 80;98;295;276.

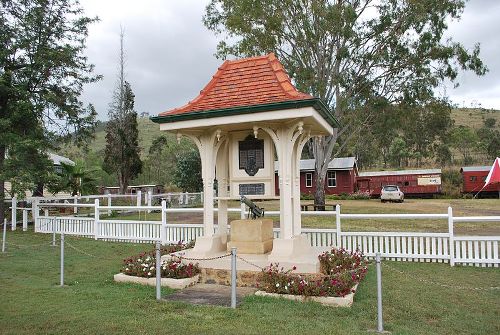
314;173;326;210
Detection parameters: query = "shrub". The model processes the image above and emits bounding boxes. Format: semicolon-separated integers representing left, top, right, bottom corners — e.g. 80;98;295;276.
258;248;368;297
120;242;200;279
318;248;368;278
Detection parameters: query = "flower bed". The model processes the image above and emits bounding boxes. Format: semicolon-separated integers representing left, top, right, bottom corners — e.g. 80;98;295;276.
119;242;200;279
256;248;367;304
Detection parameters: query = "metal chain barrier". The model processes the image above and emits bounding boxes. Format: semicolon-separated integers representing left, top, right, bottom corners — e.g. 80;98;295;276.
65;241;99;258
235;255;265;270
170;252;232;262
383;262;500;291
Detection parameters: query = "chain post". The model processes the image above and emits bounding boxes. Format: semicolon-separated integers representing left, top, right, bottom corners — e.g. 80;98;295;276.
231;247;237;309
376;253;384;333
60;233;65;287
156;241;162;301
2;219;7;253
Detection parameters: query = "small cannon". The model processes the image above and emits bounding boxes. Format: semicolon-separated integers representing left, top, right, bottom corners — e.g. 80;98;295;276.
240;195;264;219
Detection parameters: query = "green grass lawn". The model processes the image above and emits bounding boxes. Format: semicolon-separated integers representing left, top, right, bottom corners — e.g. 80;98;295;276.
1;229;499;335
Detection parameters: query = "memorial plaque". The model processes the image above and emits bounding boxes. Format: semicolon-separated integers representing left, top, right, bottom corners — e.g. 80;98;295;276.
239;183;265;195
239;135;264;176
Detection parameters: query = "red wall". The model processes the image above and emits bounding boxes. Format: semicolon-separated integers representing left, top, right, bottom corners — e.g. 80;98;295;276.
274;169;356;195
462;170;498;193
356;174;441;196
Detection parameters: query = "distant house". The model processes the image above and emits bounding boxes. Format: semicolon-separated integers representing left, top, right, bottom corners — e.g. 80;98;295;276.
100;184;165;195
4;153;74;198
275;157;358;195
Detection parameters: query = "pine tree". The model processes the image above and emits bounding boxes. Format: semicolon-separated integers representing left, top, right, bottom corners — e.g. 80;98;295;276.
102;31;142;194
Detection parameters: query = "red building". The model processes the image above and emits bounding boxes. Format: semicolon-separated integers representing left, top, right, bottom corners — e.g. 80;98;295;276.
275;157;358;195
357;169;442;197
460;166;498;197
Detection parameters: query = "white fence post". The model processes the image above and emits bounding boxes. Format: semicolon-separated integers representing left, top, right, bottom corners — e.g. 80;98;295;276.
107;194;112;216
94;199;99;240
32;198;39;231
73;195;78;214
11;197;17;231
161;200;167;245
336;204;341;248
147;191;152;213
136;190;142;207
240;202;246;219
448;206;455;266
22;209;28;231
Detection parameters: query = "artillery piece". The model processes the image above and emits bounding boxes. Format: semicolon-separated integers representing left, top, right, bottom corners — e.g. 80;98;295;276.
240;195;264;219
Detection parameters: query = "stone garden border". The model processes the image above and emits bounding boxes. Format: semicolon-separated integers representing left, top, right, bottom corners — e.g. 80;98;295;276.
254;284;358;307
114;273;199;289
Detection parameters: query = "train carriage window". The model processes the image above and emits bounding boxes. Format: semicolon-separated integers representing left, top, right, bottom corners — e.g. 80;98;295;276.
404;181;409;186
470;176;477;182
482;176;487;182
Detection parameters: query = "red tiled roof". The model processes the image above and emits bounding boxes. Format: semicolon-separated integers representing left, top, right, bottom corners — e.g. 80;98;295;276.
159;53;313;116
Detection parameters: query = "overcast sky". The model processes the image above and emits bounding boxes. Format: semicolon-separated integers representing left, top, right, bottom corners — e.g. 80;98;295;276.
79;0;500;121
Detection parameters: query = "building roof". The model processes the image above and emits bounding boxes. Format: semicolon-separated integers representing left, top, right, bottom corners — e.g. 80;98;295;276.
151;54;338;127
49;153;74;166
160;54;311;116
460;166;491;172
275;157;357;172
358;169;441;177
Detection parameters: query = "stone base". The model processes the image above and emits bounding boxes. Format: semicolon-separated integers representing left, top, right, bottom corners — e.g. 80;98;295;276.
113;273;199;289
255;284;358;307
227;239;273;254
268;235;321;273
191;234;227;257
227;219;274;254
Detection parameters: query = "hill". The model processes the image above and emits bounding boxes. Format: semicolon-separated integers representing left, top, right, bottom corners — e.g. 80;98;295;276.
451;107;500;129
58;107;499;170
84;117;163;157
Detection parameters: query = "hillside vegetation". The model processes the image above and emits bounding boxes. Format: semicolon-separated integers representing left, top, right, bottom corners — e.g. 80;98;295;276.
72;107;500;158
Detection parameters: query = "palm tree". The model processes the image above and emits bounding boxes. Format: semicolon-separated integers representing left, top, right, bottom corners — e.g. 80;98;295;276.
52;161;98;196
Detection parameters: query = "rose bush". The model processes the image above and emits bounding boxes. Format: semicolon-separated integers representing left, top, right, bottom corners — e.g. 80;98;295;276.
258;248;368;297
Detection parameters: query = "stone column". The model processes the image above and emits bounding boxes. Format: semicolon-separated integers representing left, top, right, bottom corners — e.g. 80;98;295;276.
182;130;227;256
216;140;229;242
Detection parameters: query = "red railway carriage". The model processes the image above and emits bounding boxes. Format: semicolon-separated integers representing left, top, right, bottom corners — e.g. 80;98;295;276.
356;169;442;197
275;157;358;195
460;166;499;197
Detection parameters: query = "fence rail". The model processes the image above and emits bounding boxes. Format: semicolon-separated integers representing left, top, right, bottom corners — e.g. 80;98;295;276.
28;200;500;267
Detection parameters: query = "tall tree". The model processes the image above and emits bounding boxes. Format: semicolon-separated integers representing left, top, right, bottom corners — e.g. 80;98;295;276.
102;31;142;194
204;0;487;206
173;150;202;192
0;0;99;223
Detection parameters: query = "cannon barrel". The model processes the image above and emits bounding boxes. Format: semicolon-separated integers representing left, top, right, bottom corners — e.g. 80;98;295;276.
240;196;265;219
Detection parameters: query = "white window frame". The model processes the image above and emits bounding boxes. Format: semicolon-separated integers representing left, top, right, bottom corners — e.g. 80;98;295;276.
305;172;313;188
327;171;336;188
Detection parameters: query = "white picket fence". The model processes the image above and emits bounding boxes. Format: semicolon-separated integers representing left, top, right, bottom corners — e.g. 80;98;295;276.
32;201;500;267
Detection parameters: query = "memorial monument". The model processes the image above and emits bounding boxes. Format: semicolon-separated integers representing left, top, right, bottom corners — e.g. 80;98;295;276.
152;54;338;272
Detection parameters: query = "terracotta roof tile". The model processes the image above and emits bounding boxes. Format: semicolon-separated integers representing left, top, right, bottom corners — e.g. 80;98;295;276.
159;53;312;116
